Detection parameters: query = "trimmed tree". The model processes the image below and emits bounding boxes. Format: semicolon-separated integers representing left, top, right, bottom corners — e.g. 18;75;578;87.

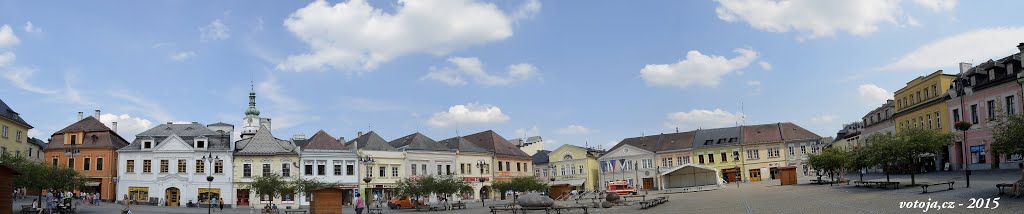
992;113;1024;163
492;176;548;201
246;173;287;203
291;177;331;206
2;153;88;204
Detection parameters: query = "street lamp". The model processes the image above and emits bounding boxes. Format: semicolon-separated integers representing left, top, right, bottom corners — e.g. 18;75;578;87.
358;154;374;206
633;163;640;191
950;76;973;188
201;153;220;214
475;160;489;206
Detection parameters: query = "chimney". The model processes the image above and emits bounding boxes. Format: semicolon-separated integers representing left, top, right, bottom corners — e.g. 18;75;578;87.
112;122;118;132
357;131;363;137
94;110;101;118
1017;43;1024;53
77;112;84;120
292;134;306;141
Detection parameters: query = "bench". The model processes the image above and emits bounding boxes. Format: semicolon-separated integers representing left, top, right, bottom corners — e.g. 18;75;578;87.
284;211;308;214
920;181;955;193
414;204;439;211
19;205;39;214
552;206;589;214
996;183;1014;195
854;181;900;189
490;206;518;214
451;202;467;210
367;208;383;214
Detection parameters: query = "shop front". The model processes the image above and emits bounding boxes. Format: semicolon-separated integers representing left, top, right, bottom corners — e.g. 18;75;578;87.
128;187;149;203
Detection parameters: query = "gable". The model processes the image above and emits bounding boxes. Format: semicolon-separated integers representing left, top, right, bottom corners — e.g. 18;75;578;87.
550;145;585;161
600;144;652;159
154;135;194;152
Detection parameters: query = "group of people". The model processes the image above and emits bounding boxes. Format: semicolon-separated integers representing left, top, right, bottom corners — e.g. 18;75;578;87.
29;190;87;214
261;202;279;214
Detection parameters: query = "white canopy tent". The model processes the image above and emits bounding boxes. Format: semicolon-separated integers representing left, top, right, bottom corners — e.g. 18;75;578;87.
659;164;723;190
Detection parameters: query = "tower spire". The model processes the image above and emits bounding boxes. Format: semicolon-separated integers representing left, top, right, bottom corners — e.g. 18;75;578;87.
246;81;260;116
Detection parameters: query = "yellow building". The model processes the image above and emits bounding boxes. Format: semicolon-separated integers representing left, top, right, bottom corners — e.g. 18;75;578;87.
691;126;745;182
547;144;603;195
232;126;301;207
0;98;33;158
740;123;788;181
894;70;955;133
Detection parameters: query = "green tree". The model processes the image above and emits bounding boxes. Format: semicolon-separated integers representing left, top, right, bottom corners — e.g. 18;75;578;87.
992;113;1024;163
808;148;850;182
1;153;88;204
290;177;331;204
865;128;952;186
864;133;902;182
246;173;287;201
492;176;548;201
396;175;471;205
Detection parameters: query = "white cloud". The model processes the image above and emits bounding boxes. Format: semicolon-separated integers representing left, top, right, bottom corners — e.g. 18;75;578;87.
641;48;759;88
0;24;19;48
511;0;541;21
257;77;306;112
423;57;540;86
0;51;14;67
169;51;197;61
4;67;57;94
664;109;745;130
427;102;510;128
857;84;891;105
912;0;957;12
758;61;772;71
111;92;173;123
98;113;154;140
558;125;593;135
23;21;40;33
278;0;517;71
904;15;921;28
810;114;837;124
514;126;540;138
602;140;618;150
881;27;1024;71
199;19;230;41
715;0;905;40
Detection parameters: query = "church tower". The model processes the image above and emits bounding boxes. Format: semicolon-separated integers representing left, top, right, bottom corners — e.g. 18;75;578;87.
240;82;266;140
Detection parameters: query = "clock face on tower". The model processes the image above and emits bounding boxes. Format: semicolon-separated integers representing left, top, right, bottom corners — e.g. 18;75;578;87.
247;118;253;124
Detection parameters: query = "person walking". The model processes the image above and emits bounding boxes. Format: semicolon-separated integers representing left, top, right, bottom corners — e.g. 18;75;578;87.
354;193;365;214
218;197;224;211
1012;162;1023;198
211;197;217;212
121;194;132;214
94;192;100;205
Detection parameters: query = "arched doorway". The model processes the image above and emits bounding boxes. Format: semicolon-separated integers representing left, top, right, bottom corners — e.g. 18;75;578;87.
479;186;491;200
165;187;180;207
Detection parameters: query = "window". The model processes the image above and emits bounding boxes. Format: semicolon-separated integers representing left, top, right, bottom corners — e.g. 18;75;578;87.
953;109;961;122
933;85;938;98
52;157;58;167
971;104;979;124
126;160;135;173
579;165;584;174
282;191;294;202
800;146;806;155
1007;154;1023;162
925;89;930;99
28;148;31;157
1;126;6;138
215;160;224;174
334;162;342;176
196;160;205;174
366;166;373;177
812;146;820;154
196;140;206;149
178;160;186;174
305;164;314;176
497;161;503;171
516;163;522;172
143;160;152;173
704;140;713;145
317;163;326;176
681;156;690;164
379;166;386;177
282;163;291;177
84;158;91;170
15;130;21;142
666;158;673;167
69;134;76;145
927;114;933;129
970;145;986;164
97;157;103;171
708;154;715;163
788;147;795;156
936;112;942;129
746;149;759;159
446;164;452;175
732;151;740;161
1008;96;1016;115
767;148;778;158
143;140;151;149
436;165;443;175
160;160;169;173
988;100;996;120
461;163;466;174
917;92;921;102
720;152;727;163
392;166;399;177
346;161;355;175
506;162;511;172
698;155;705;164
411;164;417;176
422;165;427;175
262;163;271;177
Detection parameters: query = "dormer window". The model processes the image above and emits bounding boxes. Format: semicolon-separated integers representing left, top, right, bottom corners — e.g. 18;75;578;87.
704;140;713;145
143;140;153;149
196;140;206;149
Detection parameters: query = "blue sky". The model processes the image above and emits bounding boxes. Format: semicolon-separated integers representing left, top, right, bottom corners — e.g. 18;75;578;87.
2;0;1023;150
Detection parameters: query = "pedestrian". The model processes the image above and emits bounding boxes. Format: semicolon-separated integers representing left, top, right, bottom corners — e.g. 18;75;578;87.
1012;162;1024;198
211;197;217;211
122;194;132;214
218;197;224;211
94;192;100;205
354;193;364;214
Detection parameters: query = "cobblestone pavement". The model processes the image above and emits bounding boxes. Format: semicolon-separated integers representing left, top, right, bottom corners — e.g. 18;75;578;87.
12;170;1024;214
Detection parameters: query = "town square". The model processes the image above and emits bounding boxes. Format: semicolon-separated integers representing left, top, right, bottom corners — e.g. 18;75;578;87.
2;1;1024;214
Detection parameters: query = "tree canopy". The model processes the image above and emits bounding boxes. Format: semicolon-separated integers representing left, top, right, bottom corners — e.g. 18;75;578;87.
992;112;1024;159
246;173;288;199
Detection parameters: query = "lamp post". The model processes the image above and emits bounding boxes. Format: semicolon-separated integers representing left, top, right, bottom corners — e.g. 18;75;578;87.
950;76;973;188
633;163;640;191
358;154;374;206
201;153;220;214
475;160;489;206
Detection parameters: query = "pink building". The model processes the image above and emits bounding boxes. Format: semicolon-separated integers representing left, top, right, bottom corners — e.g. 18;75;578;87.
947;44;1024;170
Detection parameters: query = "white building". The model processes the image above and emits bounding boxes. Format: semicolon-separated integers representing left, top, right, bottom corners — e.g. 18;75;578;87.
509;136;545;156
388;133;457;202
297;130;358;207
117;122;235;207
442;137;494;201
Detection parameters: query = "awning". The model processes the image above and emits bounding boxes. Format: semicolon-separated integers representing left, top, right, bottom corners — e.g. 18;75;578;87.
85;182;101;187
199;188;221;194
128;187;149;192
549;179;586;186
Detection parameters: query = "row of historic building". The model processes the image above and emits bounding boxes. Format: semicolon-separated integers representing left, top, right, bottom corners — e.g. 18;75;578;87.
833;43;1024;172
529;122;823;194
2;86;537;208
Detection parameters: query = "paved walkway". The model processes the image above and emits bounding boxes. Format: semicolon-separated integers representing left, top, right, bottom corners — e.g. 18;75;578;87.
10;170;1024;213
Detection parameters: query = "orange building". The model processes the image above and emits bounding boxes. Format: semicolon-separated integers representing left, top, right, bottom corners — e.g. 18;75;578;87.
461;130;532;183
44;112;129;202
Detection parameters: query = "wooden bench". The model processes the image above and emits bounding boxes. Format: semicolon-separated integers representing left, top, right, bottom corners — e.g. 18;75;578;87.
367;208;383;214
552;206;589;214
920;181;955;193
19;205;39;214
414;204;439;211
284;211;308;214
854;181;900;189
490;206;519;214
451;202;467;210
521;207;552;213
996;183;1014;195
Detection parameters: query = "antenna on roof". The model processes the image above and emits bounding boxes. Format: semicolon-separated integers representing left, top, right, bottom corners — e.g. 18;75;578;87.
741;102;746;126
